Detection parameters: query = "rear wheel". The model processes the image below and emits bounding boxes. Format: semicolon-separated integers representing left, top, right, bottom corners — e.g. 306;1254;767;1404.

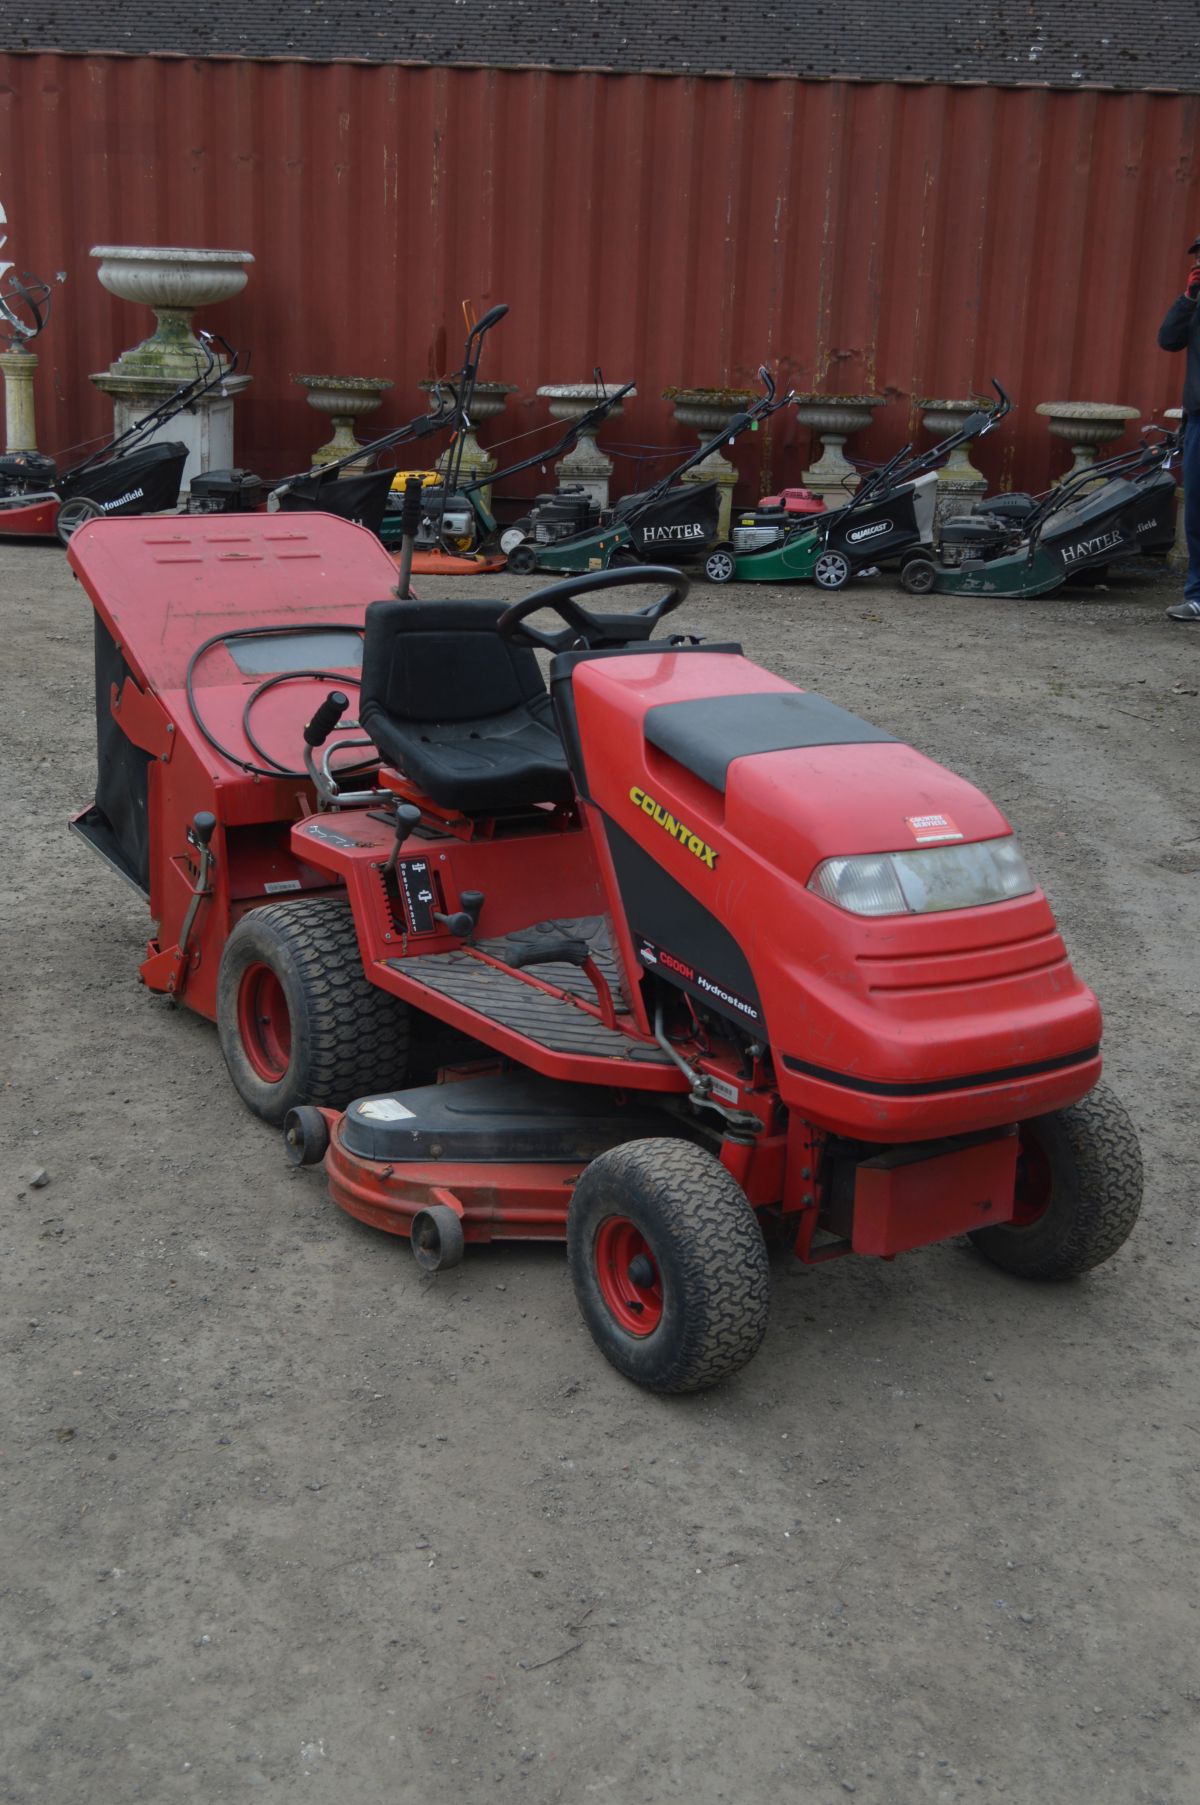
813;549;851;590
704;546;736;584
567;1139;769;1391
900;555;937;595
217;899;410;1124
969;1082;1142;1278
505;541;538;575
56;495;103;544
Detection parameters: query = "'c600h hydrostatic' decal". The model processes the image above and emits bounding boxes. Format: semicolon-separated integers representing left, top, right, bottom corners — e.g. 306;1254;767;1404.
636;937;761;1025
629;786;718;868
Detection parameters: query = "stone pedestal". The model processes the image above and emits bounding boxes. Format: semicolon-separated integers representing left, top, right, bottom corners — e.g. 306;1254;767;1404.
795;395;884;502
915;397;989;523
422;380;516;511
1035;401;1140;479
0;347;39;451
665;389;753;539
89;245;254;490
536;383;634;508
90;368;251;480
1165;408;1187;572
294;375;393;473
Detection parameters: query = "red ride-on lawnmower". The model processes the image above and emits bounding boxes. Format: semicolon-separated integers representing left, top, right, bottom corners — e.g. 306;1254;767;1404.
69;513;1141;1392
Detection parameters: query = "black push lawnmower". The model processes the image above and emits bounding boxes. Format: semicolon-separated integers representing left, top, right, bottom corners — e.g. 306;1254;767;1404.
921;425;1181;597
705;381;1012;590
383;375;639;565
190;304;511;545
502;366;795;574
0;331;235;544
68;510;1141;1393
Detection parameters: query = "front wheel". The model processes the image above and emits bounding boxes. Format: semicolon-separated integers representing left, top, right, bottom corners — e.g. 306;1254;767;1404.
969;1082;1142;1278
217;899;411;1124
704;545;736;584
567;1139;770;1391
813;549;851;590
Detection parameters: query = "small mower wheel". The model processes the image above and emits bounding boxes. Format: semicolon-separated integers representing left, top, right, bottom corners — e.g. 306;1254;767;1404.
56;496;103;544
813;549;851;590
969;1082;1142;1279
900;556;937;595
410;1204;465;1272
282;1106;330;1167
505;541;538;575
567;1139;769;1392
704;546;736;584
217;899;410;1125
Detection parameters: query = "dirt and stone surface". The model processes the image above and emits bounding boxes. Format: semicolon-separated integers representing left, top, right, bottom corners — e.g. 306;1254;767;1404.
2;538;1199;1804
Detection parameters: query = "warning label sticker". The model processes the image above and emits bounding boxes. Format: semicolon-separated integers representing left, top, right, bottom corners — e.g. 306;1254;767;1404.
904;813;964;845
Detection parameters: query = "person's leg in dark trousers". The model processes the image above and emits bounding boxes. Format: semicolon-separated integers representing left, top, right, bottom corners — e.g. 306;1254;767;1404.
1168;411;1200;618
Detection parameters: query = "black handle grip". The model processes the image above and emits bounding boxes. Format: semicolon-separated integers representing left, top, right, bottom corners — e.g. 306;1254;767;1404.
401;476;424;538
474;303;509;336
506;938;590;970
191;810;217;847
304;690;349;748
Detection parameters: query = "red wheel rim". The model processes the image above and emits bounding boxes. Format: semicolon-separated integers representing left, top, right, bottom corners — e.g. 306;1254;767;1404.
593;1216;663;1336
1012;1130;1053;1227
237;963;293;1082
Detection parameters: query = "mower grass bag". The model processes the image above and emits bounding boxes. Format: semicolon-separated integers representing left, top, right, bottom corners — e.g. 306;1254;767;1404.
67;515;1142;1393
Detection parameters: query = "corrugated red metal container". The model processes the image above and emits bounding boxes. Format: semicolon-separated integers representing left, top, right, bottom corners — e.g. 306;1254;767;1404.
1;54;1197;498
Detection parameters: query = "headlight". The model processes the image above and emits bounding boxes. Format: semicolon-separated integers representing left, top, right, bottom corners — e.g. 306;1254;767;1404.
808;836;1035;917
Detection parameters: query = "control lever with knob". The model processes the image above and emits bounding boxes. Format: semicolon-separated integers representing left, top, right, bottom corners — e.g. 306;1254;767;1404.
384;801;423;875
304;690;349;748
433;890;485;940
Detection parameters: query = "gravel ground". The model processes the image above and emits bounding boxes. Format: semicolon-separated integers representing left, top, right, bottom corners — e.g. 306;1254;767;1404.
2;538;1199;1805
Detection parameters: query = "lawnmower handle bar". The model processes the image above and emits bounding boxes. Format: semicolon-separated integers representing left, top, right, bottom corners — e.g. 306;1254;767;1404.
1022;429;1176;547
455;379;640;501
496;566;691;653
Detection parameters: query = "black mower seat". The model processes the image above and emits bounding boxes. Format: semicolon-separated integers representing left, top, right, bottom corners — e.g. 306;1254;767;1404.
359;597;572;812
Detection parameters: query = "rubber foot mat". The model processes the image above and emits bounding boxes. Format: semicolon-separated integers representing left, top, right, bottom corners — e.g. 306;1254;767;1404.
393;917;669;1062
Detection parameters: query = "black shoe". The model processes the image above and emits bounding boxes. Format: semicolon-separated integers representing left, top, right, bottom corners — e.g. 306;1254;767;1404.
1166;598;1200;621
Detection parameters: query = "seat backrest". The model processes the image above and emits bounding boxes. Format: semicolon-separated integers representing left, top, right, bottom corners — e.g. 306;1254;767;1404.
360;597;548;726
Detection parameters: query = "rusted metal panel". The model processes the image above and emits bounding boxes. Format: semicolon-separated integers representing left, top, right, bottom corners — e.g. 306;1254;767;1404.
1;54;1197;499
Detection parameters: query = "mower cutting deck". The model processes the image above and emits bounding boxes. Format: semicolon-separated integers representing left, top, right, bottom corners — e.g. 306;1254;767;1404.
69;513;1142;1391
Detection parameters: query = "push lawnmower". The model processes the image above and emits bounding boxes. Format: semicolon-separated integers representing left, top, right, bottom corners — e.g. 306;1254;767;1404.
189;304;510;555
920;427;1181;599
502;366;795;575
0;332;234;544
705;381;1011;591
380;377;639;567
68;512;1141;1392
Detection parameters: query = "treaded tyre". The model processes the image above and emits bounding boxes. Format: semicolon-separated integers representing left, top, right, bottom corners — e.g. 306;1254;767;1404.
505;541;538;575
217;899;410;1125
900;556;937;595
969;1082;1142;1279
567;1139;770;1392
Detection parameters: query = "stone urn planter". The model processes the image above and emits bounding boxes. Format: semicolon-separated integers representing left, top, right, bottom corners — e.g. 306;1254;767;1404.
89;245;254;487
914;396;989;521
536;382;635;507
92;245;252;378
421;378;517;508
1035;401;1140;477
663;387;754;538
794;394;885;499
294;374;394;472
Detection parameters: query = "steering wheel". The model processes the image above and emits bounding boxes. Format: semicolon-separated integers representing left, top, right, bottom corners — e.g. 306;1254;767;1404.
496;566;691;653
